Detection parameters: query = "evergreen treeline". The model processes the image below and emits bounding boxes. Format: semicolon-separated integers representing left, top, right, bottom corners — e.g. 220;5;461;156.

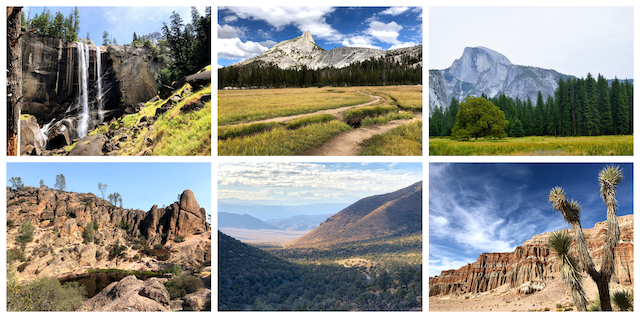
158;7;211;86
218;231;421;311
430;74;633;137
218;54;422;89
26;7;81;42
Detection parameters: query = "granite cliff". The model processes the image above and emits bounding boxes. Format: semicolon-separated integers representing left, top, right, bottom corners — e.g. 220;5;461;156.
429;46;574;115
429;215;633;297
6;186;211;283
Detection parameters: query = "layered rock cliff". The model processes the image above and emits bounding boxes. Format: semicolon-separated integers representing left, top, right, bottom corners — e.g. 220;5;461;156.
6;186;210;282
429;46;574;114
429;215;633;297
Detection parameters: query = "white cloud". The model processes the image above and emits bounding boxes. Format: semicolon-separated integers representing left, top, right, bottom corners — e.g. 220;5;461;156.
342;35;381;49
380;7;409;16
225;6;342;41
223;15;238;23
388;41;418;50
429;257;475;278
217;37;269;60
218;24;245;39
365;21;403;44
259;40;278;48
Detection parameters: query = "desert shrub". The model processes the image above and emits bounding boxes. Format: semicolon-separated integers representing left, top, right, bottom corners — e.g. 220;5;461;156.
133;238;142;244
611;290;633;311
154;244;164;250
108;244;127;260
92;220;99;230
95;251;102;258
174;235;185;243
7;248;25;263
16;222;35;243
83;226;95;244
587;296;601;311
7;277;87;311
170;264;183;276
7;219;14;227
157;253;170;261
17;262;30;272
164;274;204;299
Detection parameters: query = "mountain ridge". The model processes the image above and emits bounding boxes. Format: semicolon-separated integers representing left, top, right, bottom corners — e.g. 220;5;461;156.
233;31;422;70
287;181;422;247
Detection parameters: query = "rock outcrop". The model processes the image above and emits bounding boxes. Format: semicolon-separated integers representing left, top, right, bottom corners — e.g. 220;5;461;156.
77;276;171;311
6;186;211;282
428;215;634;297
429;46;574;114
235;31;422;71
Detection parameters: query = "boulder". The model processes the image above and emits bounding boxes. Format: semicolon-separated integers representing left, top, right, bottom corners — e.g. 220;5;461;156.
68;134;105;156
179;190;201;216
79;243;97;266
182;288;211;311
20;117;45;155
77;276;170;311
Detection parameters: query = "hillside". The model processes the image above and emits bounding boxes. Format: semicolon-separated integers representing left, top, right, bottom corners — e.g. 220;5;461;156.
6;185;211;282
288;181;422;247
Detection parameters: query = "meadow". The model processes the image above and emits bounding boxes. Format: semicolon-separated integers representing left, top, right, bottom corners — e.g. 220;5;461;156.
218;86;422;156
429;135;633;156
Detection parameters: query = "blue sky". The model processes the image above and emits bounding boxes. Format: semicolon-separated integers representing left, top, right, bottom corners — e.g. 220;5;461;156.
218;162;422;206
23;6;208;46
429;163;633;278
430;7;633;79
218;6;423;67
7;163;211;216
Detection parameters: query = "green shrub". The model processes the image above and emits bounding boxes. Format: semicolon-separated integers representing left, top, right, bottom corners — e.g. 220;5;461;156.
7;219;14;227
83;226;95;244
16;222;34;243
612;290;633;311
17;262;30;272
7;248;25;263
7;277;87;311
95;251;102;258
170;264;183;276
164;274;204;299
108;244;127;260
174;235;185;243
154;244;164;250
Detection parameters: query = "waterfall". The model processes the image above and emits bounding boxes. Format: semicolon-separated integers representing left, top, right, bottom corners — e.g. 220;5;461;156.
77;42;90;138
96;46;103;122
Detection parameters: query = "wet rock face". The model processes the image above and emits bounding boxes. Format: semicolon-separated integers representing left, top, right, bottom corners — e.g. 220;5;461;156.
428;215;634;297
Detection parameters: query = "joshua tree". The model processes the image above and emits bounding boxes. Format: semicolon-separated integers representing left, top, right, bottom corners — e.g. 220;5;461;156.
548;230;587;311
548;165;623;311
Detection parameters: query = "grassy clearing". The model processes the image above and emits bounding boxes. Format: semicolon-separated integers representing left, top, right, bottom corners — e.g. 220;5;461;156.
361;111;414;126
360;86;422;112
219;122;281;140
285;114;337;129
360;120;422;156
218;87;370;125
429;135;633;156
219;120;351;155
343;105;399;120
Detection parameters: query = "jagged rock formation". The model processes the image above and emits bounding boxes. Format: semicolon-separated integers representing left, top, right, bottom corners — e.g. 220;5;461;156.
6;186;211;282
288;181;422;247
235;31;422;70
429;46;574;114
428;215;633;297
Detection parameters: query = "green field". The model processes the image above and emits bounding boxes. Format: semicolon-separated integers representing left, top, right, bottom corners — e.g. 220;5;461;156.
429;135;633;156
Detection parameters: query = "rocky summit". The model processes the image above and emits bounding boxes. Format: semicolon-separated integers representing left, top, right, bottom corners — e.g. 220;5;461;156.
429;46;574;114
6;186;211;283
429;215;633;297
235;31;422;70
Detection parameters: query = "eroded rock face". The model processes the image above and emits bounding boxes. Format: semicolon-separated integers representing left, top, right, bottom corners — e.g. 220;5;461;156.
77;276;170;311
428;215;634;297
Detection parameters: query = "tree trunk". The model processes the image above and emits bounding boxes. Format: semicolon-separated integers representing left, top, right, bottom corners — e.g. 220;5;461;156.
595;278;613;311
7;7;22;156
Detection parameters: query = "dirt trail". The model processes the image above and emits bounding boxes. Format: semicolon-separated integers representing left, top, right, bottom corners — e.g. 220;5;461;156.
222;91;382;127
303;113;422;156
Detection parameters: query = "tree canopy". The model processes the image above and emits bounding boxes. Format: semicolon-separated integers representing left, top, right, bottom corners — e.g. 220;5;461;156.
451;96;508;140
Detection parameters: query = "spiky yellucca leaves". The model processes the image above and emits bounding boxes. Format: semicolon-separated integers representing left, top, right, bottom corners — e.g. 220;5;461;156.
548;186;581;224
599;165;623;204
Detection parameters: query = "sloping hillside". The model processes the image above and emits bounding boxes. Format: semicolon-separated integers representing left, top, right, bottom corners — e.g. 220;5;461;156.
288;181;422;247
218;212;280;230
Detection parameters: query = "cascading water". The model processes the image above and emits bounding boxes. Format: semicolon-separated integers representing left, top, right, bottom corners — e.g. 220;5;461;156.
96;46;103;123
77;42;90;138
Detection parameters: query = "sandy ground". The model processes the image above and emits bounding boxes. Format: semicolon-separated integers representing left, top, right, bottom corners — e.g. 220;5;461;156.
429;275;632;312
219;227;310;244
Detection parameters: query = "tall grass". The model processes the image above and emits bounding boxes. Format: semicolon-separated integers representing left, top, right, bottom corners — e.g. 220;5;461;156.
360;111;414;126
429;135;633;156
343;105;399;120
219;120;351;155
360;120;422;156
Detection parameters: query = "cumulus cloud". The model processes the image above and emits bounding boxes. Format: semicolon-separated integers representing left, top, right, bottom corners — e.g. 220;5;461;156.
388;41;418;50
379;6;410;16
342;35;381;49
217;37;269;60
223;15;238;23
365;21;403;44
259;40;278;48
225;6;342;41
218;24;245;39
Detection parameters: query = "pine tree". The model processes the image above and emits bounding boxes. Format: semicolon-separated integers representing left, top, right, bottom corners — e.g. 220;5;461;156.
584;73;600;135
597;74;613;135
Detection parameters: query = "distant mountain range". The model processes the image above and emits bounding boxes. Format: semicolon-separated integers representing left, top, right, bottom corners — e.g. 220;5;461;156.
217;202;349;221
266;214;334;231
233;31;422;70
288;181;422;247
218;212;280;230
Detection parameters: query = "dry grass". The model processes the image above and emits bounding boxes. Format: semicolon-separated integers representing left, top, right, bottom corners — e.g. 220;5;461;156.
218;86;370;125
360;86;422;112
